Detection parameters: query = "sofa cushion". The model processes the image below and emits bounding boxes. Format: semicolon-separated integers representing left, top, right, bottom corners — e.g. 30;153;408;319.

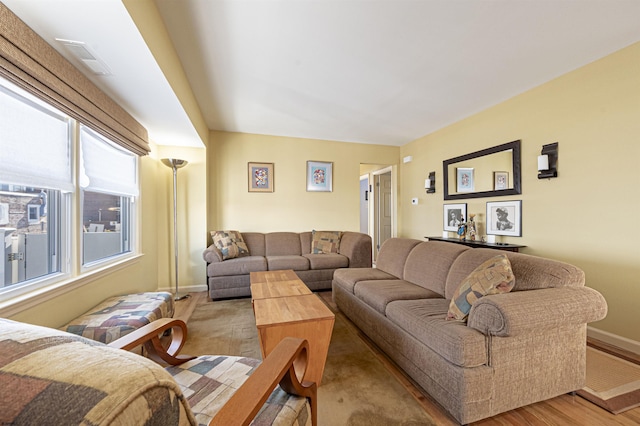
332;267;397;294
403;241;468;295
265;232;302;256
211;230;250;260
60;292;174;344
444;249;585;299
311;230;343;254
207;255;267;277
242;232;266;257
375;238;422;279
167;355;311;426
354;280;441;315
385;299;488;368
303;253;349;269
447;254;515;322
267;255;310;271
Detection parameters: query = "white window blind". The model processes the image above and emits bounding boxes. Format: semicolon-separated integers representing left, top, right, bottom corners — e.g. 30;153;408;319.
80;126;138;196
0;84;72;191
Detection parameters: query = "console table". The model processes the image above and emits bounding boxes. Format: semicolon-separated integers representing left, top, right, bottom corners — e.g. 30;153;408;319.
426;236;525;252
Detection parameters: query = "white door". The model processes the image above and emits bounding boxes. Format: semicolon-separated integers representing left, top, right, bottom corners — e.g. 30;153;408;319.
374;171;392;258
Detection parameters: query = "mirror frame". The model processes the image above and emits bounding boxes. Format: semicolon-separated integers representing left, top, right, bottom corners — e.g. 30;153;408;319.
443;140;521;200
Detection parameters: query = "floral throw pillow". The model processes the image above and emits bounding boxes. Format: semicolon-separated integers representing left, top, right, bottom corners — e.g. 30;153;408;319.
446;254;515;322
211;230;250;260
311;230;343;254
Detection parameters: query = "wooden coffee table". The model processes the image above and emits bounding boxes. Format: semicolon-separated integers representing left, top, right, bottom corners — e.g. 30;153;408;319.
250;270;335;386
250;270;312;300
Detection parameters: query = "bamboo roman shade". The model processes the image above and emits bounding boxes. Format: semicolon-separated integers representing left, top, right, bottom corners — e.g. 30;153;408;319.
0;3;150;155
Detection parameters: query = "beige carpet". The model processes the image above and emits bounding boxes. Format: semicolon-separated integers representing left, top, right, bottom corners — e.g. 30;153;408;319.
181;297;436;426
577;347;640;414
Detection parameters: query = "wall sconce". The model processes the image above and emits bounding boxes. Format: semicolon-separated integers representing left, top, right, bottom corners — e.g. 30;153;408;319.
537;142;558;179
425;171;436;193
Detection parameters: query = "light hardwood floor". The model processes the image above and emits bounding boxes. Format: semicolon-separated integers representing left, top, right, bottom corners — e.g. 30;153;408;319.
175;291;640;425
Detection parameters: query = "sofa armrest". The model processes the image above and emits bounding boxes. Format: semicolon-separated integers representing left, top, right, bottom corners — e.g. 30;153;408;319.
339;232;372;268
467;286;608;337
203;243;223;263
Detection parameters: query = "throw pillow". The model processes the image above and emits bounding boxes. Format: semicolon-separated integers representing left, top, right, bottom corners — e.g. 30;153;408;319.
311;230;343;254
211;230;250;260
446;254;515;322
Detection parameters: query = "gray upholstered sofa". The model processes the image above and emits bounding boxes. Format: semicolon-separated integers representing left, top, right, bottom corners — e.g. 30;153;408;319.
332;238;608;424
203;231;372;299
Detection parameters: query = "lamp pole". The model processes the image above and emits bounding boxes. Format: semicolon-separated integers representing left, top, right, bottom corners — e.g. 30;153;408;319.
161;158;190;301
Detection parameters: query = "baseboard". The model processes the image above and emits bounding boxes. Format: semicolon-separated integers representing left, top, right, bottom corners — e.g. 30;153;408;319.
588;326;640;356
159;284;208;294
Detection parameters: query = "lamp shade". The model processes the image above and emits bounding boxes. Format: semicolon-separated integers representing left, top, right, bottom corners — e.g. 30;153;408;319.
537;154;549;171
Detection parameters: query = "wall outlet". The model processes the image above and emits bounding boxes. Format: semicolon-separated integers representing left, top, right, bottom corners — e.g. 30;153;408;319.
411;198;418;205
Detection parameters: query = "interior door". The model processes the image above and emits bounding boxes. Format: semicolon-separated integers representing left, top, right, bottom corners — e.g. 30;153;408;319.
374;171;392;257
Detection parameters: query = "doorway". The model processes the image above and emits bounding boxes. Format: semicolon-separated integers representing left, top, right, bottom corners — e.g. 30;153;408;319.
374;170;392;257
360;165;395;263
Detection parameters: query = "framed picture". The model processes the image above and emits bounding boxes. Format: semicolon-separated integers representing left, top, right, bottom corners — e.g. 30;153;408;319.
443;203;467;232
307;161;333;192
456;168;474;192
494;171;509;190
486;200;522;236
248;162;274;192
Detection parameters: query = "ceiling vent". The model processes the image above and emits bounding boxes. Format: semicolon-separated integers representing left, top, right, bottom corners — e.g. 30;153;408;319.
55;38;112;76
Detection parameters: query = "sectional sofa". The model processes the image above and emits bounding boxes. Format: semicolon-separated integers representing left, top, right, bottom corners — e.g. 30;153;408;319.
203;230;372;299
332;238;607;424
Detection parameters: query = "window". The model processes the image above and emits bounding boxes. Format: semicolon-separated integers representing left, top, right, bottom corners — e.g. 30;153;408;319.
0;76;138;299
80;126;137;264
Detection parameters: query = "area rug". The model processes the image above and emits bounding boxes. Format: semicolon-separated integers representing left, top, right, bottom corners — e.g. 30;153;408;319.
181;297;436;426
577;346;640;414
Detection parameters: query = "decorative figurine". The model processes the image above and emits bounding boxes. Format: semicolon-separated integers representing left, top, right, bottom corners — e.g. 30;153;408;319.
467;213;477;241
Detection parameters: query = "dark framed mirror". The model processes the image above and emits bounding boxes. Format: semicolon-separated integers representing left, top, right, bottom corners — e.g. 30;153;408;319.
443;140;521;200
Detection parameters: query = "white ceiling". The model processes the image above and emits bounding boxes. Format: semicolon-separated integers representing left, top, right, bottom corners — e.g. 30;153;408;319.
4;0;640;148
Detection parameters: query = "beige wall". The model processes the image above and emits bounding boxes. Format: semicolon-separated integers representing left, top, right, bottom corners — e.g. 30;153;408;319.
399;42;640;342
156;146;208;291
207;131;399;234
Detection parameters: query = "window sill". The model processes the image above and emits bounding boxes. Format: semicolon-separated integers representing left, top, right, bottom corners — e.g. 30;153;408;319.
0;253;144;317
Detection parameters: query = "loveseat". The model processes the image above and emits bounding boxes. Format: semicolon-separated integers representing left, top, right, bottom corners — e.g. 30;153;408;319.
203;231;372;299
332;238;608;424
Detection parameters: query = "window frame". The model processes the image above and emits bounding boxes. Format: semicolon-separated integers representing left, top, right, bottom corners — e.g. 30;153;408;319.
0;76;140;302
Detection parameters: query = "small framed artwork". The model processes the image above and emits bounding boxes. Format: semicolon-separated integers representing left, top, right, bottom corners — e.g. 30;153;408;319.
456;168;474;192
248;162;274;192
444;203;467;232
307;161;333;192
486;200;522;236
494;171;509;190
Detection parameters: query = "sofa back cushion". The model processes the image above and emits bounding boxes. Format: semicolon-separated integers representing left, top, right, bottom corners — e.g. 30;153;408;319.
242;232;266;256
444;248;585;299
404;241;469;295
265;232;302;256
375;238;422;279
300;231;312;254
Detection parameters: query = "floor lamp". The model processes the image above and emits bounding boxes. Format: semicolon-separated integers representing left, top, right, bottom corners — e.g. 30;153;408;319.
161;158;190;301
